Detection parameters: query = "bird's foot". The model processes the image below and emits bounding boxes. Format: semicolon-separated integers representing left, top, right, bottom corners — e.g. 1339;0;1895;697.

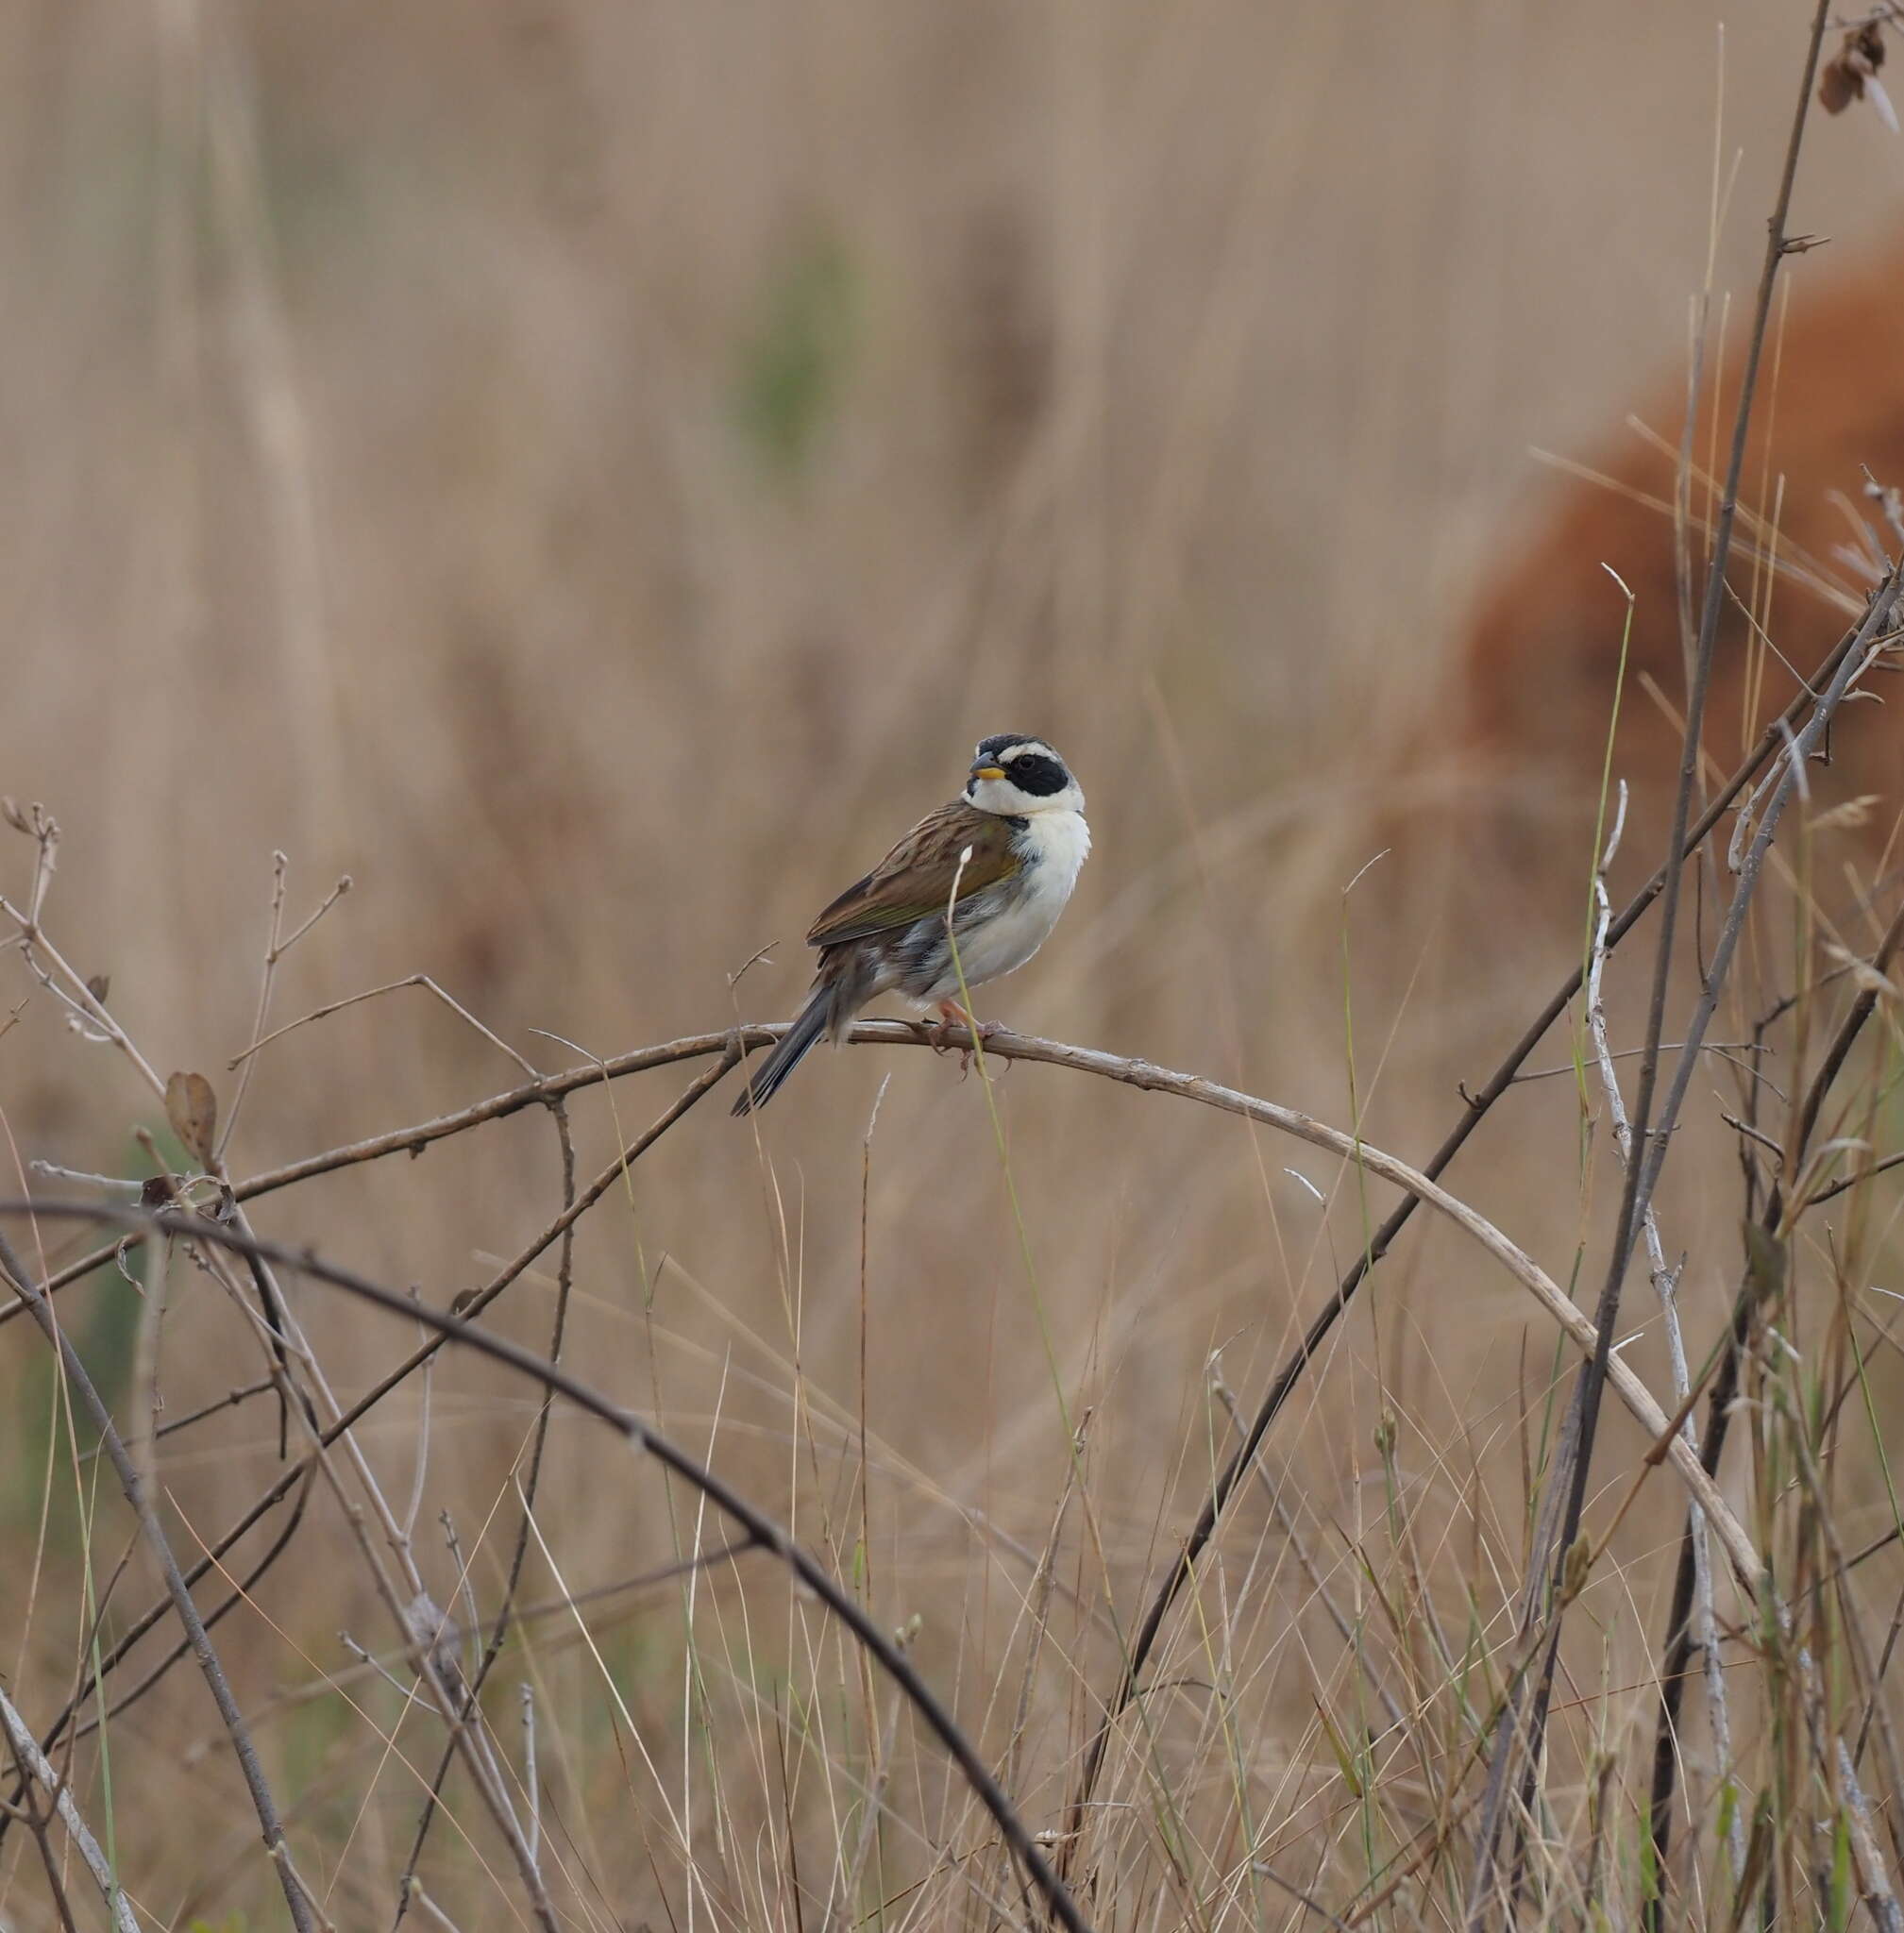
922;1000;966;1054
917;1002;1002;1074
929;1000;1001;1076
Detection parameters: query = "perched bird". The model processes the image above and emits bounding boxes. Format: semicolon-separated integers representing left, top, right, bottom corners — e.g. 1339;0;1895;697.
732;734;1089;1116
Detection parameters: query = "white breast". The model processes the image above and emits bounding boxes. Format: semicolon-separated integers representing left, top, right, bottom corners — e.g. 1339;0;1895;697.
940;808;1090;992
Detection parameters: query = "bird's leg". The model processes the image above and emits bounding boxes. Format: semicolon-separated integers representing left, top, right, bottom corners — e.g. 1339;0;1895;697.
932;999;1001;1075
911;1003;959;1054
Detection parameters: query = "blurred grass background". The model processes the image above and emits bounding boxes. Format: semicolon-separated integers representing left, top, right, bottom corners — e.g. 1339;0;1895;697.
6;3;1904;1926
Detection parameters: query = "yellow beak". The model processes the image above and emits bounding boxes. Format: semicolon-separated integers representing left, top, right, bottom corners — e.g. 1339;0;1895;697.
970;765;1007;782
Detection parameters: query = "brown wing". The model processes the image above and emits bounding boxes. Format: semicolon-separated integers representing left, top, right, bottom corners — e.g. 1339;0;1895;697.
805;800;1019;949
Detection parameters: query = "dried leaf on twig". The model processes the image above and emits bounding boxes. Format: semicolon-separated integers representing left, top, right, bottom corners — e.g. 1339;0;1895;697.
164;1071;219;1168
1820;24;1895;128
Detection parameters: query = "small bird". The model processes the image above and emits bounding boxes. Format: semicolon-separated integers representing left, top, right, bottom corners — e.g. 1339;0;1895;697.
732;734;1089;1116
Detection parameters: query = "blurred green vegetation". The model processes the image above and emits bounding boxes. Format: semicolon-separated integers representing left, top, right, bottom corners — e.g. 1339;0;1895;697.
731;227;859;482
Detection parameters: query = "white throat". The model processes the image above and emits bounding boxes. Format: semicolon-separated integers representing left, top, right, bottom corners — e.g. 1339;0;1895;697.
965;773;1087;819
1015;800;1091;887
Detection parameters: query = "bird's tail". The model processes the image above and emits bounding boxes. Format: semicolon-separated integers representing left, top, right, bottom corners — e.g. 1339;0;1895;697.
732;988;833;1117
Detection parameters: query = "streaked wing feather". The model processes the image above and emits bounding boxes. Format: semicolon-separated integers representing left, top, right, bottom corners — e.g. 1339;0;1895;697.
806;802;1019;949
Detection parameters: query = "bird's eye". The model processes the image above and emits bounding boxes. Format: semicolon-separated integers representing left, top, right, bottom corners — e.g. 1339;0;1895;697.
1007;754;1067;796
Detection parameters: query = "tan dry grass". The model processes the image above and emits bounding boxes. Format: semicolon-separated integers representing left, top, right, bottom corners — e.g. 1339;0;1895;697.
5;3;1904;1928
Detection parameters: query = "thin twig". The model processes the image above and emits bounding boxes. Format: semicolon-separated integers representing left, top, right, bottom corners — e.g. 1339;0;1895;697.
405;1880;467;1933
226;972;536;1079
521;1684;540;1875
217;854;352;1161
1585;783;1739;1878
1508;1040;1761;1085
0;1681;138;1933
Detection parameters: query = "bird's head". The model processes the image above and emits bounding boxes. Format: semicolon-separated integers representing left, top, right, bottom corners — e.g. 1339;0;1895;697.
963;735;1085;816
